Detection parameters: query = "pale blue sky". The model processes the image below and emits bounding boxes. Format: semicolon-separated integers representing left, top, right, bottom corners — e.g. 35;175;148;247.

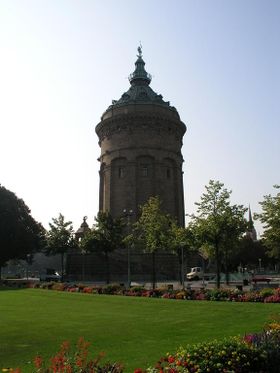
0;0;279;235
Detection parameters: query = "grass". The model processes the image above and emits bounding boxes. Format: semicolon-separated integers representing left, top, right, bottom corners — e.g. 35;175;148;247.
0;288;279;372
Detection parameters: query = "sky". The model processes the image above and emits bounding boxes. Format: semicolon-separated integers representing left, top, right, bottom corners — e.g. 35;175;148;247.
0;0;279;236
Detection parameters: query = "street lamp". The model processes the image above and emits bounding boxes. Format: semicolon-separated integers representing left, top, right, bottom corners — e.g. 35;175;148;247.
81;249;86;281
258;258;262;272
180;243;185;289
123;209;133;288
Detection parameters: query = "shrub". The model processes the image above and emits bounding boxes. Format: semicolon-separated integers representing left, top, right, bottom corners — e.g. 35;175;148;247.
175;291;187;300
102;283;124;295
206;288;232;301
260;288;275;299
146;337;266;372
244;328;280;372
51;282;66;291
40;282;55;290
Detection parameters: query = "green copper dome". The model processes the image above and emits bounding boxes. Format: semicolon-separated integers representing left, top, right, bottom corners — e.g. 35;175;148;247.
108;46;177;112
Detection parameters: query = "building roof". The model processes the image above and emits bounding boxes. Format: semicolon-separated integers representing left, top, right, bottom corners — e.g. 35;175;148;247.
106;46;177;112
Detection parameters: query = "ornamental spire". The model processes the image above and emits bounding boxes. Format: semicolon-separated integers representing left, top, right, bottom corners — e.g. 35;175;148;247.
129;45;152;86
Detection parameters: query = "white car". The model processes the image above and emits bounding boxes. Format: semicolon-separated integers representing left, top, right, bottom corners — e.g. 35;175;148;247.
40;269;61;282
186;267;203;281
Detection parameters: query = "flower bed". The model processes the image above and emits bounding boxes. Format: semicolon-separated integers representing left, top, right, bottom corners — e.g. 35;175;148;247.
34;282;280;304
6;337;123;373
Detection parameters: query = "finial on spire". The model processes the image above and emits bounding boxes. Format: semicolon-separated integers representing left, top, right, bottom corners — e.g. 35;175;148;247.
129;44;151;85
137;43;142;58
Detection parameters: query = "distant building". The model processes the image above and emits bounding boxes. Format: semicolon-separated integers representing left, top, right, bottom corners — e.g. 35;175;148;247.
75;216;90;241
245;206;257;241
95;47;186;225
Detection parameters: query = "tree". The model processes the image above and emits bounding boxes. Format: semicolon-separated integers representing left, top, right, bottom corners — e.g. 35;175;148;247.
46;213;76;281
0;185;44;276
191;180;247;288
80;212;124;284
169;222;198;285
255;185;280;263
131;196;173;289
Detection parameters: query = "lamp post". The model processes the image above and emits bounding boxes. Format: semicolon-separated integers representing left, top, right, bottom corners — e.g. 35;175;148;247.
258;258;262;272
123;209;133;288
81;249;86;281
26;254;32;280
180;244;185;289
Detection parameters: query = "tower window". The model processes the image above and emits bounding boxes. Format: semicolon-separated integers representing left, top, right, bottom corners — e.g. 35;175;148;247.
141;165;148;177
166;169;171;179
118;167;125;178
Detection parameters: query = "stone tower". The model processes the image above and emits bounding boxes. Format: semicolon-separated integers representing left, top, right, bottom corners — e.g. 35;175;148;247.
95;47;186;225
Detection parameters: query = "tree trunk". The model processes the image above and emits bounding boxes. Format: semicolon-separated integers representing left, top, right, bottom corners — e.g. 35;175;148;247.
152;251;156;290
0;266;2;280
225;249;229;285
178;249;184;286
215;242;221;289
105;251;110;284
61;252;64;282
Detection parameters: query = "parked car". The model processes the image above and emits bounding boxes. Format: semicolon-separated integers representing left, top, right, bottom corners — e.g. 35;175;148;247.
40;268;61;282
186;267;203;281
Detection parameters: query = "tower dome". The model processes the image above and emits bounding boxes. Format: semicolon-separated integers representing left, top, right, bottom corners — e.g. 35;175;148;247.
95;47;186;225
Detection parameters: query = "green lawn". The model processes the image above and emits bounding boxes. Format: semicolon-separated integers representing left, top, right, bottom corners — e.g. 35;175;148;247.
0;289;279;372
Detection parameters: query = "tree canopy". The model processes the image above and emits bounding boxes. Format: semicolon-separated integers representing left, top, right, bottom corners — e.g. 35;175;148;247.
191;180;247;288
0;185;44;269
131;196;174;288
255;185;280;261
80;211;124;283
45;213;76;280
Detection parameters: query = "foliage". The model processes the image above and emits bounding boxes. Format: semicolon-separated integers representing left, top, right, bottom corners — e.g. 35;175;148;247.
0;185;45;268
231;237;270;270
131;196;174;288
33;281;280;304
146;337;266;372
8;337;123;373
244;327;280;372
132;196;174;253
80;212;124;255
45;213;76;280
191;180;247;288
255;185;280;260
80;212;124;284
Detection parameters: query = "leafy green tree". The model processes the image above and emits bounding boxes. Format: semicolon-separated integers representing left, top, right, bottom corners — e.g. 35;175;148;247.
191;180;247;288
169;222;198;285
80;212;124;284
255;185;280;263
231;237;270;270
46;213;76;281
0;185;45;277
131;196;173;289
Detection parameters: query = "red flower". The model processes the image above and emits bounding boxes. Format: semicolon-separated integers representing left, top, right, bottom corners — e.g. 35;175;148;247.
168;356;175;363
34;355;43;368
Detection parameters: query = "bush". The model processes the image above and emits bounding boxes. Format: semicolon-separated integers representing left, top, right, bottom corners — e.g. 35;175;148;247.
101;283;125;295
51;282;66;291
244;329;280;372
260;288;275;299
146;337;266;372
143;318;280;373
